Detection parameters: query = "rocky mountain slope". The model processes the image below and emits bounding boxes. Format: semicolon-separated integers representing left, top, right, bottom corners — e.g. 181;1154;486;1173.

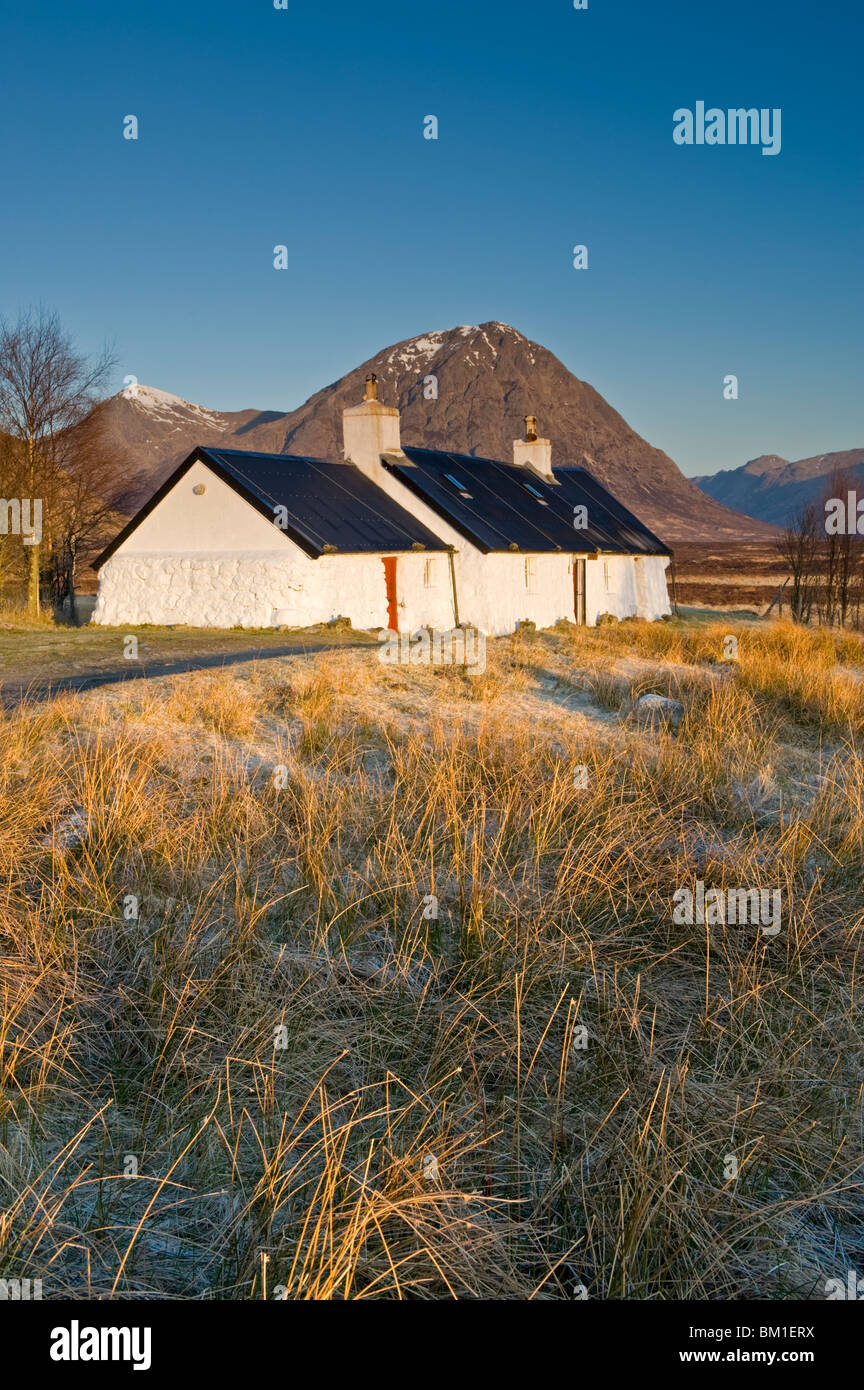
98;324;777;544
92;385;275;516
695;449;864;527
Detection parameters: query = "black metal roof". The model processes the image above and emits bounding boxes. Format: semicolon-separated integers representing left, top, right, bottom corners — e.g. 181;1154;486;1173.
94;447;449;569
383;447;667;554
552;467;668;555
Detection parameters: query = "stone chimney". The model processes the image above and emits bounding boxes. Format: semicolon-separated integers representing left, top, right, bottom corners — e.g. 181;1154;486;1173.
342;373;401;478
513;414;554;479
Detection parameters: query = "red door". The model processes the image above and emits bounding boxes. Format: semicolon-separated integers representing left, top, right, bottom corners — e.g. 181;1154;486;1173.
382;556;398;631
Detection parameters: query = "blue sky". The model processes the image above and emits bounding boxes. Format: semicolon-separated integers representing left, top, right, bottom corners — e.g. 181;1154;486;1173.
0;0;860;475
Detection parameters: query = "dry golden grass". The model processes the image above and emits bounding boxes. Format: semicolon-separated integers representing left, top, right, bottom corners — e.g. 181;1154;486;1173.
0;599;57;632
0;617;862;1299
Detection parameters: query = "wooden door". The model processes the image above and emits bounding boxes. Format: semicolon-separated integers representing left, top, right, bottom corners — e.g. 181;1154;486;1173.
633;556;649;616
573;558;586;625
382;556;398;631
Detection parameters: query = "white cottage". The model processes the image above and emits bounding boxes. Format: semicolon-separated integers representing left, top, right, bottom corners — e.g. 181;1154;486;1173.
92;378;671;633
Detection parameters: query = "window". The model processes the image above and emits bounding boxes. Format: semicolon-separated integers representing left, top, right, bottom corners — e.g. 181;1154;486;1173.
522;481;548;505
424;557;437;589
443;472;472;498
603;559;611;590
525;557;538;594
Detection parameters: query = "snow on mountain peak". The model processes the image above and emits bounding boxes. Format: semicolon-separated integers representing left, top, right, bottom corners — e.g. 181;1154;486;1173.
118;382;225;428
121;383;188;407
383;323;527;373
384;332;448;371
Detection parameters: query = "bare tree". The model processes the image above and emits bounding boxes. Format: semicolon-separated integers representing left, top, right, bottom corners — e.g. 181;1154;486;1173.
0;308;113;614
846;548;864;630
49;404;126;621
776;501;821;624
0;428;27;602
823;468;861;628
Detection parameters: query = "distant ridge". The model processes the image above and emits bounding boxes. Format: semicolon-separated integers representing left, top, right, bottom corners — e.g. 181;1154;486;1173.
695;448;864;527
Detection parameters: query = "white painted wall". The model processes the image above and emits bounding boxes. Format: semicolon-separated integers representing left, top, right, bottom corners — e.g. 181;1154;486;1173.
451;552;670;632
92;549;457;630
585;553;671;624
115;460;287;554
460;551;572;633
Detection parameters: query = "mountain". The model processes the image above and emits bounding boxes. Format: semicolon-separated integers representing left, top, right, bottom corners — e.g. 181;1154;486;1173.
92;385;279;515
97;324;777;544
694;448;864;527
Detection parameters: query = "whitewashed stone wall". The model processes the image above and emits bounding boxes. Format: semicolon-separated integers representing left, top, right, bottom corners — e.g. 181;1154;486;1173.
464;552;573;633
93;545;671;631
461;552;671;632
92;549;457;631
585;553;671;624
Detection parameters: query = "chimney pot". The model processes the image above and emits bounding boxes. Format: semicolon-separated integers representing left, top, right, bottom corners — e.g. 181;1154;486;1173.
343;374;401;478
513;414;553;479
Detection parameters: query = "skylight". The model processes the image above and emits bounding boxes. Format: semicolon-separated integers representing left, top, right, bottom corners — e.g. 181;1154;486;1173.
523;482;548;504
443;472;472;497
